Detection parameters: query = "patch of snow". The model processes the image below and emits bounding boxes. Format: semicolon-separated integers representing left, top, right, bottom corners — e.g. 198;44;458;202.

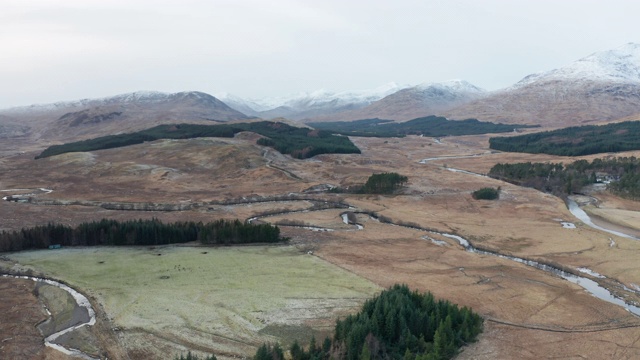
561;222;576;229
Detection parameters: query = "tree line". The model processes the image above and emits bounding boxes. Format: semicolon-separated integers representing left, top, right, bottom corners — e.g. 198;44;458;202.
0;218;286;252
489;121;640;156
331;173;408;195
488;157;640;199
253;284;483;360
361;173;408;194
36;121;360;160
309;116;536;138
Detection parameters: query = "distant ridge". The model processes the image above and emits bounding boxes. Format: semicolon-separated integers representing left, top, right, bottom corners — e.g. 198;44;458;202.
0;91;250;143
307;80;486;122
220;83;408;120
445;43;640;127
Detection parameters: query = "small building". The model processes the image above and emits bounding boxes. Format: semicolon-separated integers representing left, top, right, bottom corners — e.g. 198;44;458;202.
48;244;62;249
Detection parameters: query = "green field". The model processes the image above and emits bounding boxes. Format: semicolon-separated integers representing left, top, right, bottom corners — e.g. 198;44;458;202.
8;245;380;356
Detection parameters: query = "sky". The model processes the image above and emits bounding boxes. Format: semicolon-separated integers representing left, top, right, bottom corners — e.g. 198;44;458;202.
1;0;639;108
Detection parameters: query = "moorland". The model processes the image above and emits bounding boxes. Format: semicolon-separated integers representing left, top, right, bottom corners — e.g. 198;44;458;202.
3;116;640;359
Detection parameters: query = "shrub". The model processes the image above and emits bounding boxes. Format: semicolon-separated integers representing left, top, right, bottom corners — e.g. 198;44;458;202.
472;187;499;200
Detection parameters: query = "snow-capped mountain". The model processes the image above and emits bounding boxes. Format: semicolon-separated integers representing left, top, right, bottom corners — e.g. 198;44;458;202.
307;80;486;122
445;43;640;126
220;83;408;120
0;91;250;142
2;91;174;114
514;42;640;88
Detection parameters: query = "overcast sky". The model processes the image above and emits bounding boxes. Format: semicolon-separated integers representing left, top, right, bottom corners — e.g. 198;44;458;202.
1;0;638;108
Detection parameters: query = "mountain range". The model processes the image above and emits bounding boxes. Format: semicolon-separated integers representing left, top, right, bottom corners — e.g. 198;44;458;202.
3;42;640;145
218;82;406;120
444;42;640;126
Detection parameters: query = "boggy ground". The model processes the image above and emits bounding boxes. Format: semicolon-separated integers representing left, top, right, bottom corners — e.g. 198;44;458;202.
3;132;640;358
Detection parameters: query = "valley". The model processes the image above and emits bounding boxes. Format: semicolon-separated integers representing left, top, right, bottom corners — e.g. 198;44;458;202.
3;128;640;359
3;42;640;360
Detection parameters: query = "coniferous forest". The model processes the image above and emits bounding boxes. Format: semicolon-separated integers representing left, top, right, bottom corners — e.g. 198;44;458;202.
0;218;286;252
488;157;640;199
488;121;640;156
309;116;536;138
361;173;408;194
330;173;409;195
253;284;483;360
35;121;361;160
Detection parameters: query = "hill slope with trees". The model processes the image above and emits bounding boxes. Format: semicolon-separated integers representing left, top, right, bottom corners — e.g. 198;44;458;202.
309;116;536;138
36;121;361;160
489;121;640;156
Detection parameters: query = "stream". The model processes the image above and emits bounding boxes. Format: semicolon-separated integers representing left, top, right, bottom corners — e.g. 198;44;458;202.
354;211;640;317
2;274;98;359
567;197;640;240
6;185;640;321
433;233;640;316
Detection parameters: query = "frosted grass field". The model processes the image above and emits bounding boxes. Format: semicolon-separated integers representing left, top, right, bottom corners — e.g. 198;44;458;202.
9;245;380;354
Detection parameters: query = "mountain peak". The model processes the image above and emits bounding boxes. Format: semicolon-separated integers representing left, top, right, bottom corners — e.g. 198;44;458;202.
414;79;485;93
514;42;640;88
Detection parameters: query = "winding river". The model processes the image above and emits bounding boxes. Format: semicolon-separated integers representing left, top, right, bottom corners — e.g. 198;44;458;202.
2;274;98;359
433;233;640;316
5;184;640;322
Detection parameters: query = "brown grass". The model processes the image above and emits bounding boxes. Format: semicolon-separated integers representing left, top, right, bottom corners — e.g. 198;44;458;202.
4;133;640;358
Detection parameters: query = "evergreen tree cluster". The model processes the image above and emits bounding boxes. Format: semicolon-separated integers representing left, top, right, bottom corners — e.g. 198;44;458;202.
471;187;500;200
488;157;640;198
35;121;360;160
488;121;640;156
489;161;593;196
174;351;217;360
361;173;408;194
0;218;286;252
309;117;536;138
253;285;483;360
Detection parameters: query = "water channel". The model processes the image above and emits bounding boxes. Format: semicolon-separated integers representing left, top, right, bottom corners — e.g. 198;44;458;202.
353;212;640;317
567;197;640;240
2;274;98;359
5;186;640;322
